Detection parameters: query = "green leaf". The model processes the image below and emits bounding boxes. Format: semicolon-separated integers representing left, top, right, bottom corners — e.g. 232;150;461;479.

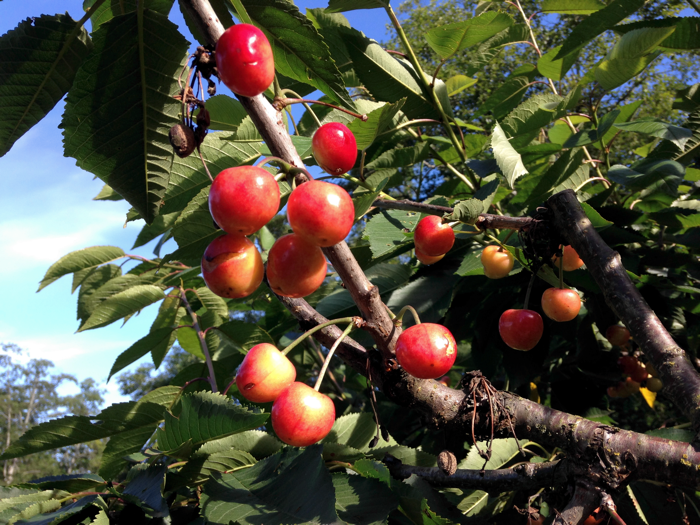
332;473;399;525
474;76;530;120
425;12;514;60
446;199;485;224
518;148;588;207
13;496;98;525
149;294;183;368
122;464;168;517
463;24;530;76
216;320;275;353
87;0;175;32
363;210;419;259
366;142;434;170
445;75;477;96
353;178;389;221
197;430;283;459
61;11;189;223
491;122;528;188
201;445;338;524
601;101;641;144
26;475;104;493
38;246;125;292
500;93;565;137
455;246;486;277
614;17;700;51
459;438;524;470
555;0;647;59
204;95;249;131
78;285;166;332
107;327;175;381
614;118;693;149
541;0;605;14
243;0;352;108
99;426;158;480
537;45;579;81
0;492;69;515
324;413;397;451
563;110;620;148
156;392;268;455
325;0;390;13
195;287;230;318
386;274;460;324
8;500;62;524
0;14;92;157
673;83;700;111
347;100;406;150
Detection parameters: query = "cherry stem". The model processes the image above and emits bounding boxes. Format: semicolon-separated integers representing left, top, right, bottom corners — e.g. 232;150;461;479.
179;287;218;393
314;322;355;392
278;89;322;128
281;317;356;356
274;97;368;122
254;155;292;172
523;272;536;311
558;249;564;289
394;305;421;327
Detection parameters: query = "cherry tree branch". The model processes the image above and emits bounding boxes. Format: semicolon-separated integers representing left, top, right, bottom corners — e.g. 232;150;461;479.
552;479;600;525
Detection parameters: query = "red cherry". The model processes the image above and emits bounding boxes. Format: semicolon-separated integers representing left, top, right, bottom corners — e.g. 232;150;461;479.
395;323;457;379
266;233;328;298
480;245;515;279
606;325;631;346
312;122;357;175
271;382;336;447
552;245;584;271
415;248;445;265
287;180;355;247
235;343;296;403
414;215;455;257
216;24;275;97
541;288;581;322
582;508;604;525
201;234;263;298
209;166;280;235
499;309;543;351
617;355;639;375
629;362;648;383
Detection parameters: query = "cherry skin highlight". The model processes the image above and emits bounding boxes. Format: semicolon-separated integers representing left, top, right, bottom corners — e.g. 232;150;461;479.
209;166;280;235
498;309;543;351
266;233;327;298
287;180;355;247
271;382;336;447
235;343;296;403
395;323;457;379
480;245;515;279
216;24;275;97
415;248;444;265
541;288;581;322
553;245;584;271
414;215;455;257
201;234;263;298
606;325;631;346
312;122;357;175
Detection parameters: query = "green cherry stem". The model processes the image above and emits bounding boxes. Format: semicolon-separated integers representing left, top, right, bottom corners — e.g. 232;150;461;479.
254;155;292;172
281;317;356;356
179;287;218;393
523;272;537;311
394;305;421;327
274;96;368;122
314;321;355;392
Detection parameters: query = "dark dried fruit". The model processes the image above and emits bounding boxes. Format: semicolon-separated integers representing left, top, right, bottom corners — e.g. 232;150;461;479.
169;123;196;158
438;450;457;476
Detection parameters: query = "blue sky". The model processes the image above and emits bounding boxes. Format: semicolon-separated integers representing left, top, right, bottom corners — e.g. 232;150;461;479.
0;1;395;406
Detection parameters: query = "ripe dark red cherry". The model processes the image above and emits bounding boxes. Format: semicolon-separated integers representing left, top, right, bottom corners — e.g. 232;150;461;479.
414;215;455;257
235;343;296;403
271;382;336;447
395;323;457;379
480;245;515;279
287;180;355;247
541;288;581;322
201;234;264;298
216;24;275;97
606;325;631;346
499;309;543;351
312;122;358;175
266;233;328;298
209;166;280;235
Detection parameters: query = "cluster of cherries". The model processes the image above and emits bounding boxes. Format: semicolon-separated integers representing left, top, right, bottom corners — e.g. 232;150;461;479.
606;325;663;397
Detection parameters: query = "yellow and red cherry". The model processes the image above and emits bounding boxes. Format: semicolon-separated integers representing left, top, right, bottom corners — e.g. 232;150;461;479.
235;343;296;403
414;215;454;257
582;509;604;525
606;325;631;346
480;245;515;279
201;234;263;298
271;382;336;447
499;309;543;351
267;233;328;298
209;166;280;235
287;180;355;247
416;248;444;265
395;323;457;379
216;23;275;97
553;245;584;271
312;122;357;175
541;288;581;322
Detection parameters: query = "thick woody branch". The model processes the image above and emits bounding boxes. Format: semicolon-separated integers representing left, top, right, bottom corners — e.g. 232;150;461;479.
552;479;600;525
547;190;700;434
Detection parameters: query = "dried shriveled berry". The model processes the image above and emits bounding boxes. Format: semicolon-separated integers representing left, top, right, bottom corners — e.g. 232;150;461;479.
169;123;196;158
438;450;457;476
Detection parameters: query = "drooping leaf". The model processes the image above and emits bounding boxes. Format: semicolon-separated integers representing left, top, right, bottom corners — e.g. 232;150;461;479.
121;464;168;517
149;294;183;368
99;426;159;480
215;320;275;353
324;413;397;451
425;12;514;60
0;14;92;157
541;0;606;14
445;75;477;96
107;327;175;381
61;10;190;223
7;499;63;525
13;496;99;525
78;285;166;332
500;93;565;138
194;287;230;318
562;110;620;148
38;246;125;292
332;473;399;525
474;76;530;120
614;17;700;50
614;118;693;149
347;99;406;150
326;0;390;12
491;122;528;188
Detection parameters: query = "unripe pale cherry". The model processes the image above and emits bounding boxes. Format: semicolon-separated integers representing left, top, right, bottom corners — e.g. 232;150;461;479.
415;248;444;265
312;122;357;175
553;245;584;271
606;325;631;346
216;24;275;97
395;323;457;379
235;343;296;403
499;309;543;351
287;180;355;247
209;166;280;235
480;245;515;279
201;234;263;298
267;233;327;298
414;215;455;257
541;288;581;322
271;382;336;447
